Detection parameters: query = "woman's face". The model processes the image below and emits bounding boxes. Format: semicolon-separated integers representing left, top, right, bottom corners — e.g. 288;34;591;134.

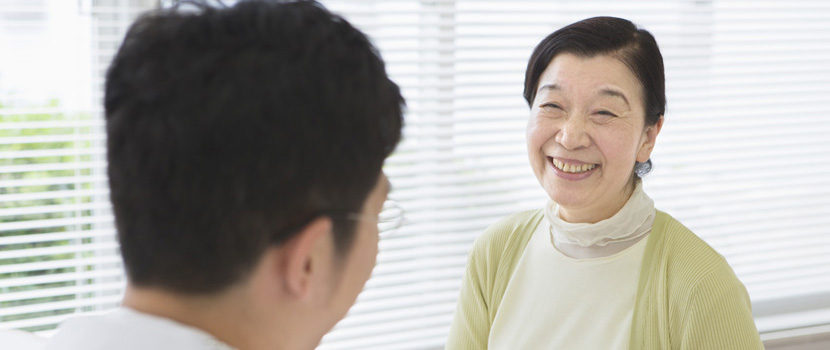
527;53;662;223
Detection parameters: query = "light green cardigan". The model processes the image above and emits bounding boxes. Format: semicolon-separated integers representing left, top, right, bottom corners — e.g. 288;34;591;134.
446;209;764;349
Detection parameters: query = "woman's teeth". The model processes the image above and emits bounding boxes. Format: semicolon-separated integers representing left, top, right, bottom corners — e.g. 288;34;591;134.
553;159;597;173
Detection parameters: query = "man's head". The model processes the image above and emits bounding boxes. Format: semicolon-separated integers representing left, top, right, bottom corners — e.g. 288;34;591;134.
105;0;402;346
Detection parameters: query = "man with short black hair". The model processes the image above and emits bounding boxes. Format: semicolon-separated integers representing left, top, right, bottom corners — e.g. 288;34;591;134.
45;1;403;349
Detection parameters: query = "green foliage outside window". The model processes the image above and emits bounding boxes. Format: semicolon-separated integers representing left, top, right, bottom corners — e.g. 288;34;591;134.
0;99;98;332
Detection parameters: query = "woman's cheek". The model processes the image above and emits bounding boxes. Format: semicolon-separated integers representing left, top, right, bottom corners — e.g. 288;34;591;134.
527;117;553;144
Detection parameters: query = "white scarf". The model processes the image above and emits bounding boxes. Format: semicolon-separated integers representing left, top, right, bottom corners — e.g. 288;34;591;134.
544;180;655;251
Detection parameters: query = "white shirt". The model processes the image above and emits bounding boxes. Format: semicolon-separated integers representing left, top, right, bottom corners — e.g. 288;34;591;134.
488;221;648;350
44;307;234;350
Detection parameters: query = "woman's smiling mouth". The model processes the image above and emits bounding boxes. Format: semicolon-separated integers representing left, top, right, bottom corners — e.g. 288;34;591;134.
550;157;598;174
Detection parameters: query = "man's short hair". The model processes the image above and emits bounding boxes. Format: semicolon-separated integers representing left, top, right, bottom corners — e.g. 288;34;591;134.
105;0;403;294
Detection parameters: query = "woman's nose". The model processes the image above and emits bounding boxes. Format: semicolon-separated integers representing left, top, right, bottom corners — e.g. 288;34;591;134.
555;116;590;150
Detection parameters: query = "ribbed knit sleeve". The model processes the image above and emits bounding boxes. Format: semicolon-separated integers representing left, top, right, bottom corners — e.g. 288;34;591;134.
629;211;764;349
445;210;543;350
678;263;764;349
444;237;491;350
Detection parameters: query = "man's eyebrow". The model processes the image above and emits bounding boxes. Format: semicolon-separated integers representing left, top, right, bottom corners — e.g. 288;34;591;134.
599;88;630;107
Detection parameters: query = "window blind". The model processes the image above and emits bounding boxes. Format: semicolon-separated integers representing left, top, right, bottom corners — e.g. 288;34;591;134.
0;0;155;333
316;1;830;349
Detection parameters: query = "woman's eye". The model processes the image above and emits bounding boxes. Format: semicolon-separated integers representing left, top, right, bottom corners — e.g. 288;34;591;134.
541;103;561;110
596;110;617;117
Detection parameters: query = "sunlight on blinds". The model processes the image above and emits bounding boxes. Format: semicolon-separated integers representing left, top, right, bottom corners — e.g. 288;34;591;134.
0;0;154;333
317;1;830;349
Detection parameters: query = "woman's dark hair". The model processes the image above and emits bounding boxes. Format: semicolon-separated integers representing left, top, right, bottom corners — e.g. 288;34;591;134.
523;16;665;176
105;0;403;294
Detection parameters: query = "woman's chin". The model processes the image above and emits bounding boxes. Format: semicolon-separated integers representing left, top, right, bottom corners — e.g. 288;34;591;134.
543;187;586;208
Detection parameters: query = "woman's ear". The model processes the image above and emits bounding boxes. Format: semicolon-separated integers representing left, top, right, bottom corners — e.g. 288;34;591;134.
637;115;664;163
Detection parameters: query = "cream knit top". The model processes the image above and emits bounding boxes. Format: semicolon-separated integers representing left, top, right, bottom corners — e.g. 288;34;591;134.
488;221;647;349
488;182;653;349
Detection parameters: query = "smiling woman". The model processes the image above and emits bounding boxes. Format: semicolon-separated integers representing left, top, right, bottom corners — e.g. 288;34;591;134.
446;17;765;350
527;53;662;224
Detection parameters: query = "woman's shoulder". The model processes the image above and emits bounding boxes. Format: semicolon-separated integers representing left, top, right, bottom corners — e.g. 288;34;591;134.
652;210;729;267
469;209;544;264
650;210;743;291
647;212;760;348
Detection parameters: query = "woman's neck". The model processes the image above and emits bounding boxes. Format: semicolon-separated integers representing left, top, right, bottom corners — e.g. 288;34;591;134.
546;178;655;259
558;177;637;224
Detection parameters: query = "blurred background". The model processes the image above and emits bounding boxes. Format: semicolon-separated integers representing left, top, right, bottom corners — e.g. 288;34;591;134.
1;0;829;349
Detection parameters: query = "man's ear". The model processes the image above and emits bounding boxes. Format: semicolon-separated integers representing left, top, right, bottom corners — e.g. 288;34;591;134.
278;217;333;300
637;115;664;163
